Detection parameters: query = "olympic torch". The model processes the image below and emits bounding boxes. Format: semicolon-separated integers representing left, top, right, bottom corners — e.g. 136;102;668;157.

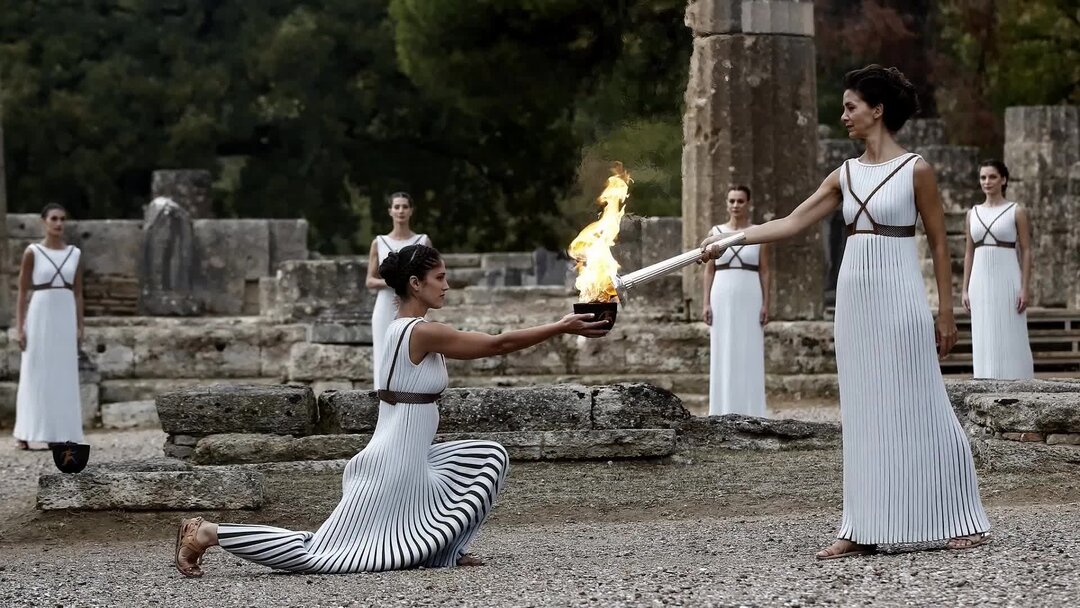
611;232;746;307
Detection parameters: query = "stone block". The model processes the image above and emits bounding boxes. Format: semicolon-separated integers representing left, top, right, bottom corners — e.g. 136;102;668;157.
480;252;535;271
442;253;481;268
38;466;263;510
1047;434;1080;446
970;438;1080;473
100;377;278;403
288;342;372;382
68;220;143;278
317;390;380;433
540;429;676;460
156;384;316;435
194;219;271;314
101;400;160;429
945;378;1080;421
79;370;100;427
741;0;814;36
82;326;138;378
685;0;741;35
763;321;836;374
532;249;573;287
267;219;309;270
591;383;689;430
139;198;202;316
311;380;354;396
967;392;1080;434
447;267;487;289
192;433;372;465
0;381;16;424
270;259;374;323
1000;432;1045;442
307;322;373;345
678;415;842;451
132;323;262;379
259;323;307;378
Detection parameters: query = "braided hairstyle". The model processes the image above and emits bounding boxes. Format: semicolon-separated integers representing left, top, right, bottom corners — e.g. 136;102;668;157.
843;65;920;133
979;159;1010;195
379;244;442;299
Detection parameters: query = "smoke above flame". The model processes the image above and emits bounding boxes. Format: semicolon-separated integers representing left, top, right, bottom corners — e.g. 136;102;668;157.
568;162;631;303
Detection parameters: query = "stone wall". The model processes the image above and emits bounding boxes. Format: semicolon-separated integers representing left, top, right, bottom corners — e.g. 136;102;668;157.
6;215;309;316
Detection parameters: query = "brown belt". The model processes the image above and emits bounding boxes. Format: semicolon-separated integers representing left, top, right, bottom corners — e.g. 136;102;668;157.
377;389;442;405
974;241;1016;249
715;264;759;272
31;283;73;291
846;223;917;238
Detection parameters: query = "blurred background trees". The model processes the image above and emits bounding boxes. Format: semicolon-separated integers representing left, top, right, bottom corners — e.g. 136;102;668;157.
0;0;1074;252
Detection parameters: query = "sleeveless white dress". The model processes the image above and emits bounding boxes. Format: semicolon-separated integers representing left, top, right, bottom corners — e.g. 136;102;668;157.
967;203;1034;380
13;245;84;444
835;153;990;544
707;225;766;417
218;317;509;572
371;234;429;388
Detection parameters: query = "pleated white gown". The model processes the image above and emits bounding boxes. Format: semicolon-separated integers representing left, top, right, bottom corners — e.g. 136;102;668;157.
13;245;84;444
968;203;1034;380
707;226;766;417
371;234;428;388
835;154;990;544
218;317;509;572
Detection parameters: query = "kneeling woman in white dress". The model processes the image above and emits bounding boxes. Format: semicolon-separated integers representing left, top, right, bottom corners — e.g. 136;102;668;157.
702;185;770;416
174;244;609;577
12;203;85;450
961;160;1034;380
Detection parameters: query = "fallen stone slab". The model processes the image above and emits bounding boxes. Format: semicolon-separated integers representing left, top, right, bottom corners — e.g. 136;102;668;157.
318;384;594;434
971;438;1080;473
678;415;842;451
37;461;263;511
156;384;316;435
189;429;676;465
591;383;689;430
945;378;1080;419
101;400;160;429
967;392;1080;434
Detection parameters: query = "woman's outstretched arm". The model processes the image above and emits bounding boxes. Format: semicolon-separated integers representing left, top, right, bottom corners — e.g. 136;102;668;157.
410;314;608;362
701;170;843;252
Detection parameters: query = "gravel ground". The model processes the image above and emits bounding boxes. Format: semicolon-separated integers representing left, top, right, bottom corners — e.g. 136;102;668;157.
2;428;1078;607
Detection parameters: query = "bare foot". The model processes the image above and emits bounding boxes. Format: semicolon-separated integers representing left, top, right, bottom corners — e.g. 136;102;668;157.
947;533;990;550
815;539;877;560
457;553;484;567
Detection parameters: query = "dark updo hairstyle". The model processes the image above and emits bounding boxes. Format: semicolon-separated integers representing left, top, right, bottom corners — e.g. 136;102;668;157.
379;244;442;299
979;159;1010;195
387;191;413;208
728;184;751;200
843;64;920;133
40;202;67;218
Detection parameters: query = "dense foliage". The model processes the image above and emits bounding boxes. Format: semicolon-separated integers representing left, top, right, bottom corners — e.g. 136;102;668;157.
0;1;1073;251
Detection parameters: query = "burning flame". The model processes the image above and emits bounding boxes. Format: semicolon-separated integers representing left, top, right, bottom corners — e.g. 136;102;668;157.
568;162;631;303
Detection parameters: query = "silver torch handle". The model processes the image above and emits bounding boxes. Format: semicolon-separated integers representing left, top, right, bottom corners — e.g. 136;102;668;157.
612;232;746;306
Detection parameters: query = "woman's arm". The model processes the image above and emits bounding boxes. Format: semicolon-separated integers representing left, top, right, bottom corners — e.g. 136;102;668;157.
961;209;974;313
410;314;608;362
702;258;715;326
701;170;842;252
74;262;85;341
365;240;387;290
1015;206;1032;313
758;244;770;325
15;248;32;350
913;159;957;358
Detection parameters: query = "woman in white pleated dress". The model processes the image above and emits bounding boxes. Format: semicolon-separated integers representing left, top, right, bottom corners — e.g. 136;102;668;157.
174;244;609;577
366;192;431;388
702;65;990;558
13;204;85;450
962;160;1035;379
702;185;770;416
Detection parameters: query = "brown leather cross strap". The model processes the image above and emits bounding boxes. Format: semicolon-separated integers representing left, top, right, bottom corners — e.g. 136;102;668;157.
379;317;442;405
31;245;75;291
844;154;919;237
972;203;1017;249
715;246;759;272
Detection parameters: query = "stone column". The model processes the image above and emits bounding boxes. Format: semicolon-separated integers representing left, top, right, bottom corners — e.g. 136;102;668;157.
1003;106;1080;308
0;76;11;327
682;0;822;320
151;170;213;219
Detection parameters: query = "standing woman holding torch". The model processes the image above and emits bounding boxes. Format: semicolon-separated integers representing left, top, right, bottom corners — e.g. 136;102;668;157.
702;185;769;417
702;65;990;558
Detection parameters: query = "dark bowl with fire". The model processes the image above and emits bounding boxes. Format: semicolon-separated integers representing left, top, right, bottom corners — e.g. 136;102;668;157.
574;301;618;334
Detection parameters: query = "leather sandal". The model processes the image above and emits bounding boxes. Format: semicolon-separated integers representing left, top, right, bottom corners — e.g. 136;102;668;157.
456;553;484;567
947;533;991;551
16;440;29;451
815;539;878;560
175;517;209;577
